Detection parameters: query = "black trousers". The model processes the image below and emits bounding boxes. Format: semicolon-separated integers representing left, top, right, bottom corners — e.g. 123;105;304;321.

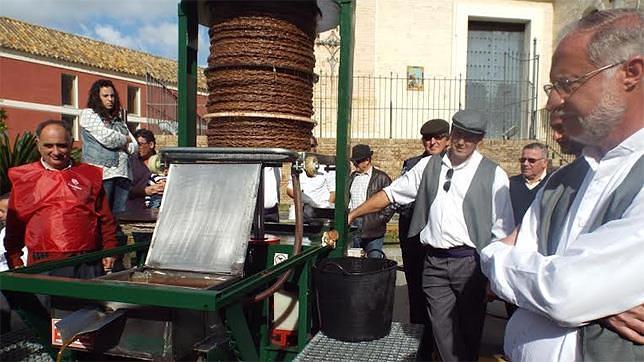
423;253;487;362
400;234;429;324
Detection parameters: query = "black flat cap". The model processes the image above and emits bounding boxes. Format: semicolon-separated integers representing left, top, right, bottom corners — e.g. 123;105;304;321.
420;119;450;136
451;110;487;135
351;144;373;161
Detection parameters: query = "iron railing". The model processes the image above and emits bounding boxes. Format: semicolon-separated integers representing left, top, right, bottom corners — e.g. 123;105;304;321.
533;108;576;164
145;72;207;136
313;73;536;140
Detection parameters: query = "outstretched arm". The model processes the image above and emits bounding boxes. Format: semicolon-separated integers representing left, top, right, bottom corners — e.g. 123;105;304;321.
348;191;391;225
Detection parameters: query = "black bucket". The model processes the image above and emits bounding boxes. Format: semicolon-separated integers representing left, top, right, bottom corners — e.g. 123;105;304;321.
313;256;397;342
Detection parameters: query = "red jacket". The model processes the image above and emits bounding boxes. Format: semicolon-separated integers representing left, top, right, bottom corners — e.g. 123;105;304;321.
4;161;118;267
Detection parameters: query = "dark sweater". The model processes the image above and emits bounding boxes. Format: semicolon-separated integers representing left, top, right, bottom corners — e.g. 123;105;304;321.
126;154;152;211
509;174;548;226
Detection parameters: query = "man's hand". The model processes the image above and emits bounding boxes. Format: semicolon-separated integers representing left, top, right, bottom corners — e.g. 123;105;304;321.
102;257;116;272
348;211;356;225
485;282;498;303
600;304;644;344
145;181;165;196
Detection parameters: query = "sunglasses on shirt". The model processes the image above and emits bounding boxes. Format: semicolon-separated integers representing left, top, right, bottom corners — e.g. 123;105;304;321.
443;168;454;192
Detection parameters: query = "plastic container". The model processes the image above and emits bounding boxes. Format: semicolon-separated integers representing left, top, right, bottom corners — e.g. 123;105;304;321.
313;256;397;342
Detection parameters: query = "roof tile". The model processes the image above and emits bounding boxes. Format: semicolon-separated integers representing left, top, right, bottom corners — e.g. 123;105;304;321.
0;16;207;91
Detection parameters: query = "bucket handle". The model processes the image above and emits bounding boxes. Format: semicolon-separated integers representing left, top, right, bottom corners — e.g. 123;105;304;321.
320;261;351;275
369;249;387;259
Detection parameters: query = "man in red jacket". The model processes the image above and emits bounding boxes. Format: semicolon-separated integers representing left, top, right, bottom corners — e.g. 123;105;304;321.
3;120;117;277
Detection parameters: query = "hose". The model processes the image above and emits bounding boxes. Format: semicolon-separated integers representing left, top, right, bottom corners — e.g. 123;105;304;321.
252;166;303;302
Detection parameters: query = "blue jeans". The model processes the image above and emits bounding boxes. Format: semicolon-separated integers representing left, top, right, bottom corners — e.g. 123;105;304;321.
103;177;131;214
350;220;385;258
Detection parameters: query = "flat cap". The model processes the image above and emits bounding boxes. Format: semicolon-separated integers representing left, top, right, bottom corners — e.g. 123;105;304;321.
451;110;487;135
420;119;450;136
350;144;373;161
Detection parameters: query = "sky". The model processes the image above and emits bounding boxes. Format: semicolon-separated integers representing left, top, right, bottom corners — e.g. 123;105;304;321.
2;0;211;66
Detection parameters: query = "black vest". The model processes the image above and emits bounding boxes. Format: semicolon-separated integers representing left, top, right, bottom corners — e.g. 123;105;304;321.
408;154;499;251
537;155;644;361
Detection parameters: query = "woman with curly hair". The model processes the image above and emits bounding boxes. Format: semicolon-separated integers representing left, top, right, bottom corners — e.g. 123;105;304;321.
80;79;137;214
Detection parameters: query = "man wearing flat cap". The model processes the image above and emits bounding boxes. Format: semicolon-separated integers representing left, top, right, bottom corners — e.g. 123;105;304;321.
348;144;394;258
349;110;514;361
397;119;450;357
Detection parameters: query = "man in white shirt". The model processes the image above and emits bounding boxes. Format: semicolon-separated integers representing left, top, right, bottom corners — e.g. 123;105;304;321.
349;111;514;361
481;9;643;361
263;167;281;222
287;136;335;220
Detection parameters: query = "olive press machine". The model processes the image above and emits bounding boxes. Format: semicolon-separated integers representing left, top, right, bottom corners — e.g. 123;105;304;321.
0;148;342;361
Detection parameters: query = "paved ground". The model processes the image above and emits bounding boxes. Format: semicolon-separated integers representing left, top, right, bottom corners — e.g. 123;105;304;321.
385;244;508;361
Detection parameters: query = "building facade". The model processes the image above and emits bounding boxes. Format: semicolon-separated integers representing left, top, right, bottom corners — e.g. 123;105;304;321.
0;17;209;142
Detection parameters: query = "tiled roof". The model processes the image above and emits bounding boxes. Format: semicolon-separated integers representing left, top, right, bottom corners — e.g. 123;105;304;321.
0;16;207;91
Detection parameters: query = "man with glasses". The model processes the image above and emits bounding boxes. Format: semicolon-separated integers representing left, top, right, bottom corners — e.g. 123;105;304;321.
348;144;394;258
348;111;514;361
481;9;643;361
397;119;450;358
509;142;549;226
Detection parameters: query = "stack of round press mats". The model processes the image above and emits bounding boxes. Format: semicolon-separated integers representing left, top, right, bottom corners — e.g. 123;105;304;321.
205;1;319;151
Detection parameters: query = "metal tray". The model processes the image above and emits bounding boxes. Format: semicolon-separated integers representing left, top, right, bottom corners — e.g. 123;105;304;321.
145;162;261;276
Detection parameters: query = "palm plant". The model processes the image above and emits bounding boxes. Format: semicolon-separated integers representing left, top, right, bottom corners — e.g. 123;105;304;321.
0;109;40;194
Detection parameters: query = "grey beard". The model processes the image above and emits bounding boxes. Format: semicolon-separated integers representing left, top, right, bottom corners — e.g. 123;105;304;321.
572;89;626;145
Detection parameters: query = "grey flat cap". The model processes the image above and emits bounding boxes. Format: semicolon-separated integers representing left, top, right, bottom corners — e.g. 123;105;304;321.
451;110;487;135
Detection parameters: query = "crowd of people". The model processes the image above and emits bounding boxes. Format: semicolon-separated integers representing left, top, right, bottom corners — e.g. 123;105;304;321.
0;8;641;362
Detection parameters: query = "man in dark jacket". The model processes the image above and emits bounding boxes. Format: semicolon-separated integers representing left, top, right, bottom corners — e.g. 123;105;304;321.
398;119;449;358
348;144;394;258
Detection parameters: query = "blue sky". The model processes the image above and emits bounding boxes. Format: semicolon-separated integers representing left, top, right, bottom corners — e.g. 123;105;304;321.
2;0;211;66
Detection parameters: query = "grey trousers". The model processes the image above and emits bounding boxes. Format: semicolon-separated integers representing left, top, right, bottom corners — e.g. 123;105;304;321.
422;254;487;362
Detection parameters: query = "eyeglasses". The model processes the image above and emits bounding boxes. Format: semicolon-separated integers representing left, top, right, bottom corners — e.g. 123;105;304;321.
137;141;149;146
443;168;454;192
519;157;544;164
543;61;624;97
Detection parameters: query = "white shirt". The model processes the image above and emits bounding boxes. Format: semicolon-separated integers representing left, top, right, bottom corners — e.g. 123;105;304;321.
384;150;514;248
0;227;27;271
288;168;335;208
79;109;138;180
480;128;644;362
525;168;548;190
263;167;281;209
349;166;372;210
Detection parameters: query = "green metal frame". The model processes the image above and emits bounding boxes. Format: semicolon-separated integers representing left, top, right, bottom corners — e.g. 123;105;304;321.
0;244;331;359
178;0;198;147
331;0;356;258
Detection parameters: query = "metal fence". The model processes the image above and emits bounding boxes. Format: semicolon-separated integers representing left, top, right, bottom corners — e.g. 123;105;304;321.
313;72;536;140
145;72;208;136
533;108;576;164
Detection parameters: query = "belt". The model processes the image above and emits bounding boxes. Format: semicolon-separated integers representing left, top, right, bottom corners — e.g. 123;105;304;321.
427;245;477;258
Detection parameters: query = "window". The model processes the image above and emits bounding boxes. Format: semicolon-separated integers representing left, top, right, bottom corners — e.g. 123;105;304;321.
127;86;140;115
61;114;79;141
61;74;77;107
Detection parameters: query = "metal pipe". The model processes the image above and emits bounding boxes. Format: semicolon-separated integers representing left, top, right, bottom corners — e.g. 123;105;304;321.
252;165;304;302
